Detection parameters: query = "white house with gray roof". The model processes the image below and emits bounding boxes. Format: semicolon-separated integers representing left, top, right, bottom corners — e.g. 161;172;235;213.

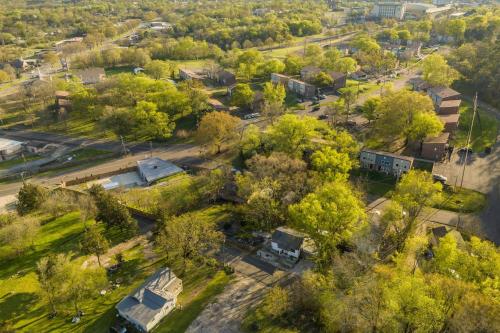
116;267;182;332
136;158;183;185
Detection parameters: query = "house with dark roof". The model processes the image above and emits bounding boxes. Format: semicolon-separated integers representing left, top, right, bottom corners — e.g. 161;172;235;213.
328;71;347;90
300;66;322;82
116;267;182;332
428;87;461;106
270;227;305;261
439;113;459;133
209;69;236;86
179;68;204;81
136;158;183;185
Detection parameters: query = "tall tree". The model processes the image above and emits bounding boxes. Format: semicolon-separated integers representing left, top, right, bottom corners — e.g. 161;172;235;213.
80;223;109;267
421;54;460;87
289;181;366;269
65;263;107;317
36;254;69;315
156;212;223;272
406;112;444;153
17;182;47;215
230;83;254;108
311;147;352;181
196;111;241;154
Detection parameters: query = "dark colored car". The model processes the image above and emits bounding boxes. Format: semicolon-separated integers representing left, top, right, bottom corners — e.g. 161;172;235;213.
318;114;329;120
311;105;321;112
458;147;473;155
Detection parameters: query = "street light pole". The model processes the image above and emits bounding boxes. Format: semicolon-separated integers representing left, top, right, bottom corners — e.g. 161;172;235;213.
459;92;477;189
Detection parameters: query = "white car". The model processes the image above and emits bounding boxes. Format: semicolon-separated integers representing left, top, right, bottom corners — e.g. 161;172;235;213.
243;113;261;120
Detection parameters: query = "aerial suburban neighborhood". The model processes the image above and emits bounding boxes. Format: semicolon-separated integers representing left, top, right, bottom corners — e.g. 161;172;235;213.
0;0;499;332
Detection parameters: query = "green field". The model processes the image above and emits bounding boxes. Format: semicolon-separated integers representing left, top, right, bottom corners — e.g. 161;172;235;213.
452;101;498;153
0;155;41;170
0;207;233;333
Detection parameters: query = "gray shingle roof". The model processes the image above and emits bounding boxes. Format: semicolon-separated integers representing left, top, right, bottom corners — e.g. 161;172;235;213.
272;227;304;251
116;267;182;330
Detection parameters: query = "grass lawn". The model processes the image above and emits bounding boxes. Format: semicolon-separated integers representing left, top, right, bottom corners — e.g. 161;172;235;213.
172;59;208;69
0;155;41;170
346;79;380;96
451;101;498;153
434;186;487;213
66;148;111;161
0;206;234;333
153;270;232;333
34;115;117;141
104;66;134;76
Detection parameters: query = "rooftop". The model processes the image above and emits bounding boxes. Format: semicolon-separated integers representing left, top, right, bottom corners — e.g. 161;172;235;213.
0;138;23;150
116;267;182;329
361;149;415;162
424;132;450;144
439;99;461;108
431;86;461;99
329;71;346;80
136;158;183;184
272;227;304;251
439;113;460;123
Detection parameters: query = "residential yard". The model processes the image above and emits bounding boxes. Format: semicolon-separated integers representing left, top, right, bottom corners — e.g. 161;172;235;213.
452;101;498;153
353;169;487;213
0;206;234;333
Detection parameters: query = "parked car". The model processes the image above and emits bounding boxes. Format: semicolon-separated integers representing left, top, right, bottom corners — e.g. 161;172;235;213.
243;113;261;120
311;105;321;112
432;174;447;184
318;114;329;120
318;94;327;100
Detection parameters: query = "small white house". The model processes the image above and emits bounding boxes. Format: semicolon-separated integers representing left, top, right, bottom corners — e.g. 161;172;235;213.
116;267;182;332
270;227;305;261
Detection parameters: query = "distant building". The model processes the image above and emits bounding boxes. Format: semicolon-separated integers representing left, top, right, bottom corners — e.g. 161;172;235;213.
409;77;431;92
75;67;106;85
300;66;322;82
9;58;29;71
371;1;406;20
179;68;204;81
350;70;368;81
270;73;290;86
208;69;236;86
328;71;347;90
207;98;229;111
421;132;450;161
116;267;182;333
149;22;172;31
439;114;460;133
360;149;414;177
428;87;461;106
287;78;316;97
0;138;23;161
55;90;71;110
136;158;184;185
433;0;453;6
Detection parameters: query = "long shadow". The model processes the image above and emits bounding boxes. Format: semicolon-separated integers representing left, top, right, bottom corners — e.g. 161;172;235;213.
0;292;38;322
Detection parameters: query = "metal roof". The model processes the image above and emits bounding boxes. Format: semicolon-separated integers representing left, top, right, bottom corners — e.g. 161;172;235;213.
0;138;23;151
272;227;304;251
136;158;183;184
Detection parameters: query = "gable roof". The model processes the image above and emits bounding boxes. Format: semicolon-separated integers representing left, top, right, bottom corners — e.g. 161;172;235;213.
216;69;235;80
137;158;183;184
361;149;414;163
76;67;106;84
439;113;459;123
272;227;304;251
116;267;182;329
430;86;460;99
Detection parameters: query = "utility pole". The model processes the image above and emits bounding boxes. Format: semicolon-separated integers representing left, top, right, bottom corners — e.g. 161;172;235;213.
149;141;153;158
459;92;477;189
120;135;127;156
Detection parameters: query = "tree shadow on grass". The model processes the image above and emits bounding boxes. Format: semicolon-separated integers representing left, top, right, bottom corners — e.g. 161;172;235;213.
0;292;38;323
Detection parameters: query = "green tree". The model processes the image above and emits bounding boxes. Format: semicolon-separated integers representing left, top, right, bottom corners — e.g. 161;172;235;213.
284;54;305;75
313;72;334;87
80;223;109;267
265;114;321;158
398;30;411;42
332;57;357;75
230;83;254;108
144;60;172;80
263;81;286;106
321;48;342;70
311;147;352;181
89;185;137;236
289;181;366;269
239;124;261;158
36;254;70;315
446;19;466;43
262;286;290;319
304;44;324;65
339;87;357;123
421;54;460;87
259;59;286;77
406;112;444;153
133;101;174;140
324;99;345;127
16;182;47;215
361;96;381;124
196;111;241;154
156;212;223;272
0;216;40;255
374;90;435;142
